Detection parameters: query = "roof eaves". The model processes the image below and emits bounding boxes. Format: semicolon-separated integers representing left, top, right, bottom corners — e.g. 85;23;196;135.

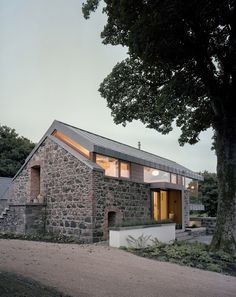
49;135;103;172
94;145;203;180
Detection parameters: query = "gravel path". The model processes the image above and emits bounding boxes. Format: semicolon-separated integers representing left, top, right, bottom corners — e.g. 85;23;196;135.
0;239;235;297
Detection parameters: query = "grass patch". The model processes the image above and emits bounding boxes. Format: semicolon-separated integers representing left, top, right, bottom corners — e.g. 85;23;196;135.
0;232;84;244
113;218;173;228
125;241;236;276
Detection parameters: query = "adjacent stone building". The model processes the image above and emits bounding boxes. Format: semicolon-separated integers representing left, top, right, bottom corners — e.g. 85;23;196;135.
0;120;203;242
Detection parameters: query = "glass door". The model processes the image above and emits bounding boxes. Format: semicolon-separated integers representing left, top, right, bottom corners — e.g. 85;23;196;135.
153;191;160;220
160;190;168;220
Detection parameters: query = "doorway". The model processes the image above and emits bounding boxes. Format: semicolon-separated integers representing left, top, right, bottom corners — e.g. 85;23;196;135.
108;211;116;227
152;190;182;224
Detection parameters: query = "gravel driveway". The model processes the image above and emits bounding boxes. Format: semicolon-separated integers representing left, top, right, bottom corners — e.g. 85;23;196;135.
0;239;235;297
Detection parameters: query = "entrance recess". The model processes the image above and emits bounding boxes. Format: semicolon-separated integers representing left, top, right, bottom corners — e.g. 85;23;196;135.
152;190;182;225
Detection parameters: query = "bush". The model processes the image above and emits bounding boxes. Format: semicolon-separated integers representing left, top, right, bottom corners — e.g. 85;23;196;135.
113;218;173;228
126;241;236;276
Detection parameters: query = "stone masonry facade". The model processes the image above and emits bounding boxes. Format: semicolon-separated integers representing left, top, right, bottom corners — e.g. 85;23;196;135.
0;137;152;242
184;190;190;227
92;171;151;240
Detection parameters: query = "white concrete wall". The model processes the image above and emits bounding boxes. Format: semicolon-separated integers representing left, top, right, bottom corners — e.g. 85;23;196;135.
109;224;176;248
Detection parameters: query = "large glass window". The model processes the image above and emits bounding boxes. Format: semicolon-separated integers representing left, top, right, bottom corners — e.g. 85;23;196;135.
120;161;130;178
177;175;183;185
171;174;177;184
185;178;198;197
144;167;170;183
96;154;119;177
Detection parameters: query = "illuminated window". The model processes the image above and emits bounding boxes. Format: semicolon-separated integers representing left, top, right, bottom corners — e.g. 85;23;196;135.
144;167;170;183
52;130;90;157
185;178;198;197
120;161;130;178
177;175;183;185
171;174;177;184
96;154;119;177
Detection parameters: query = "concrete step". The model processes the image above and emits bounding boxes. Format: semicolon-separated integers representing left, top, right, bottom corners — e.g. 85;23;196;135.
175;231;194;241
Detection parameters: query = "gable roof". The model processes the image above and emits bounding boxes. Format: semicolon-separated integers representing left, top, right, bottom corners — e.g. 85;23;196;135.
14;120;203;181
0;177;12;199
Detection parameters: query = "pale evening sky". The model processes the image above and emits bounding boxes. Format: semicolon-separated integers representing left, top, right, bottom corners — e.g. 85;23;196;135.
0;0;216;173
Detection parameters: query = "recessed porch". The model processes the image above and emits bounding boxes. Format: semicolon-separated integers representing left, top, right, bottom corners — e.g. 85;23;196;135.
150;182;184;229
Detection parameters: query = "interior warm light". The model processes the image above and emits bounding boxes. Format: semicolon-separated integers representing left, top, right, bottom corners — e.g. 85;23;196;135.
152;170;160;176
190;185;195;190
52;130;90;157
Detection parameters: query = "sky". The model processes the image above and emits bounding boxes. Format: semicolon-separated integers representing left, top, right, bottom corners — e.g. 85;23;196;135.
0;0;216;173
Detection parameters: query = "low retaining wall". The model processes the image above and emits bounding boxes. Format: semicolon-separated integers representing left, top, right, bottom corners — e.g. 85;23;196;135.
0;203;46;234
201;217;216;235
189;217;216;234
0;199;7;213
109;223;176;248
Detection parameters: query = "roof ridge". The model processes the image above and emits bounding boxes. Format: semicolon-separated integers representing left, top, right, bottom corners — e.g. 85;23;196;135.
57;120;181;166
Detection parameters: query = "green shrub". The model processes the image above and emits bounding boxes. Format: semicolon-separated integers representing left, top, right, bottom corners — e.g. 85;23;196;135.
127;241;236;276
114;218;173;228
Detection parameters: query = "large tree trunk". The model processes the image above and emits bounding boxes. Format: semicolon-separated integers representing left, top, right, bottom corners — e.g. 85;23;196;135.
210;116;236;253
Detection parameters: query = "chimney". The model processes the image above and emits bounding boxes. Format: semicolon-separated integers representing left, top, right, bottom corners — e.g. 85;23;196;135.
138;141;141;150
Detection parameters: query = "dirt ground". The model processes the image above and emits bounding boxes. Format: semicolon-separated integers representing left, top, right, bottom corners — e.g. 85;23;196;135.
0;271;70;297
0;239;236;297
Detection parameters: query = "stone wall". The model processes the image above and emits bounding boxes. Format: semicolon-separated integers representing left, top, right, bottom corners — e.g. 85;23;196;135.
0;203;46;234
3;137;94;242
0;199;7;213
92;171;151;241
43;139;94;242
184;190;190;227
0;205;25;233
201;217;216;235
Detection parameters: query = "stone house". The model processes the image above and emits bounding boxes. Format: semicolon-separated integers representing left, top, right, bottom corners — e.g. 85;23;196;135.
0;120;203;242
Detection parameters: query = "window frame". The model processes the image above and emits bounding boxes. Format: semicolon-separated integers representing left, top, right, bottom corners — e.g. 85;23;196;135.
119;160;130;179
95;153;131;179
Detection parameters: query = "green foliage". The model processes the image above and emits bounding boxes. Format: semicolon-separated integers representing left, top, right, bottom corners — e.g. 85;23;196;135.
0;125;35;177
82;0;234;145
198;171;218;217
0;232;84;244
127;234;151;249
114;218;173;228
83;1;236;252
127;241;236;276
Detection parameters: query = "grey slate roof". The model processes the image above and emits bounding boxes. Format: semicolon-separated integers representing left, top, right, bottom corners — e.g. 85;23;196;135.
60;121;203;180
0;177;12;199
13;120;203;181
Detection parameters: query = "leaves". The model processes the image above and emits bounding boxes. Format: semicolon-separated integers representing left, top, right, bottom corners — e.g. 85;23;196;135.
83;0;235;144
0;125;35;177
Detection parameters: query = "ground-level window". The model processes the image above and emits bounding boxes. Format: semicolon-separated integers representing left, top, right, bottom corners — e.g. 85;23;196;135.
30;166;40;199
96;154;119;177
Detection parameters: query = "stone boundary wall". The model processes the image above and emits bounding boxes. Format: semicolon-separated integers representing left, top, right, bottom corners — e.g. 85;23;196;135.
0;199;7;213
0;204;46;234
201;217;216;235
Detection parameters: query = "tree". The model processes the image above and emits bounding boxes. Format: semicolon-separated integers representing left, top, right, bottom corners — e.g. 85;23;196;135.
82;1;236;253
0;125;35;177
199;171;218;217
